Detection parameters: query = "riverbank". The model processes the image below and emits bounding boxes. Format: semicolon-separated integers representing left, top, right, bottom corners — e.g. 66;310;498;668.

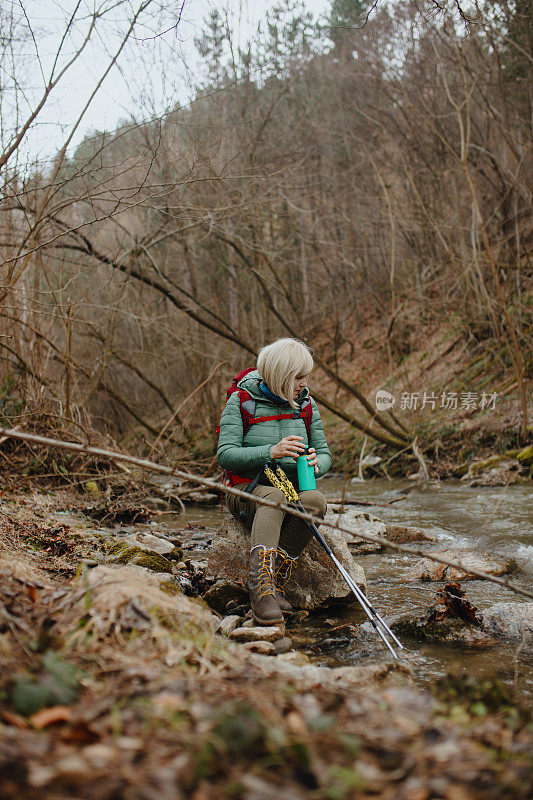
310;316;532;479
1;484;532;799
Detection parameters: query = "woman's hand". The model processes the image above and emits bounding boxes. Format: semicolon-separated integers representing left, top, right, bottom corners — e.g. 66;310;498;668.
271;436;306;460
306;446;319;475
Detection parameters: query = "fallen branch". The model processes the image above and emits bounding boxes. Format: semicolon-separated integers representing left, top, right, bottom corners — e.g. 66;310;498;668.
0;426;531;601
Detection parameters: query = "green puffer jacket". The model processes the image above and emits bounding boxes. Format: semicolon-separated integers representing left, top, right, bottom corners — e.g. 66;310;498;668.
217;370;331;482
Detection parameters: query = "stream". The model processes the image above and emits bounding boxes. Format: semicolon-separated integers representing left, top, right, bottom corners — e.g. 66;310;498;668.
134;478;533;699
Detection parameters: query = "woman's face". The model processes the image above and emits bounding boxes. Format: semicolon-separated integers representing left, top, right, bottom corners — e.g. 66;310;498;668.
292;373;309;399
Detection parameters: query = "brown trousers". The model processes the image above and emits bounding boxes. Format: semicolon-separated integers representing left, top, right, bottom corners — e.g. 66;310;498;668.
227;484;328;557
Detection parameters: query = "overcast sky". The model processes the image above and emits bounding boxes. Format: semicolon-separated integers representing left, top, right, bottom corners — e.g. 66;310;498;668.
14;0;332;168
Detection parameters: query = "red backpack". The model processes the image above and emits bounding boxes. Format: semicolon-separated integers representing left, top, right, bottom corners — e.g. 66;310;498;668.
218;368;313;486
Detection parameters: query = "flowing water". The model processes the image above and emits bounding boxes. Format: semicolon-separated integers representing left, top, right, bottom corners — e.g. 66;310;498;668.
139;478;533;698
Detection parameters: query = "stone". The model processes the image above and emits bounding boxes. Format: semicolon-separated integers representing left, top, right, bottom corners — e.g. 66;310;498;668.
230;625;285;643
60;565;215;641
143;496;171;510
481;602;533;641
203;580;249;613
385;584;498;648
273;636;293;654
248;656;411;690
276;651;310;666
217;614;242;636
385;525;436;544
389;612;497;648
240;641;276;655
190;559;208;571
208;515;366;611
106;542;174;573
464;454;512;477
402;549;515;583
326;509;386;553
80;559;99;568
516;445;533;467
122;532;183;560
328;664;412;687
315;624;357;653
462;457;521;486
186;491;218;504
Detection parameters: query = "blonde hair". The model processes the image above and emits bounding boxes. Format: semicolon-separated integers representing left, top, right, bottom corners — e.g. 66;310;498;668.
257;338;313;409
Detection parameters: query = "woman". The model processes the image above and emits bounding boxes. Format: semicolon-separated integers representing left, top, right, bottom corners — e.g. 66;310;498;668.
217;338;331;625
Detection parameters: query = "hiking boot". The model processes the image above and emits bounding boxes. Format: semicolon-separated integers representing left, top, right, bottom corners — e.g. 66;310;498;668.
274;547;298;615
248;545;284;626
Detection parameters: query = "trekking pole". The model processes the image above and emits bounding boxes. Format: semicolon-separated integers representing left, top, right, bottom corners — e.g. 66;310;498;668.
238;464;268;524
264;464;403;660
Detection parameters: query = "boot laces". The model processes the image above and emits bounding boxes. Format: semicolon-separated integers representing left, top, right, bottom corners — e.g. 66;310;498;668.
275;549;296;591
258;548;277;598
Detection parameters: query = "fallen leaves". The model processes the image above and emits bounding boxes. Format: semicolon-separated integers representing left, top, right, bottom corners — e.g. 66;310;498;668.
425;583;483;627
30;704;73;729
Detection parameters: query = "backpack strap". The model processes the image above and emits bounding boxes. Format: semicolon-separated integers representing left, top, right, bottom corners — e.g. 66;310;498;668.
219;391;313;441
222;468;251;488
226;368;256;400
300;397;313;440
238;390;256;437
249;411;302;424
246;397;313;439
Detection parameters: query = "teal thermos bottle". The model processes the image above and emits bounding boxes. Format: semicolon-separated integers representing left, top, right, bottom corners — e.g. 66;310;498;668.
296;447;316;491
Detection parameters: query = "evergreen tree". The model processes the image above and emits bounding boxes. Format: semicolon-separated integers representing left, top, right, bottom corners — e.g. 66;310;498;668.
194;9;225;85
326;0;368;59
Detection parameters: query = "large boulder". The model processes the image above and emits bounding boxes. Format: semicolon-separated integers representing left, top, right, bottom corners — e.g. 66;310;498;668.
481;602;533;642
461;456;522;486
326;509;386;553
402;549;515;582
207;515;366;611
59;565;216;645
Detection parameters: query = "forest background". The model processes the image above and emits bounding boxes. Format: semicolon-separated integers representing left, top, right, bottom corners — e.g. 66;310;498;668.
0;0;531;484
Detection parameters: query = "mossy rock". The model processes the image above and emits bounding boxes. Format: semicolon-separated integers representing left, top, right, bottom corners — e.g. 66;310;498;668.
166;546;184;562
452;461;471;478
468;455;508;477
516;445;533;467
107;541;130;557
159;579;182;596
106;542;173;573
133;552;173;572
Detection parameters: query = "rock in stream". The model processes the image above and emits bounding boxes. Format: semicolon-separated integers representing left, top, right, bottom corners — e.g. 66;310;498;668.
403;548;515;582
207;515;366;611
481;602;533;642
